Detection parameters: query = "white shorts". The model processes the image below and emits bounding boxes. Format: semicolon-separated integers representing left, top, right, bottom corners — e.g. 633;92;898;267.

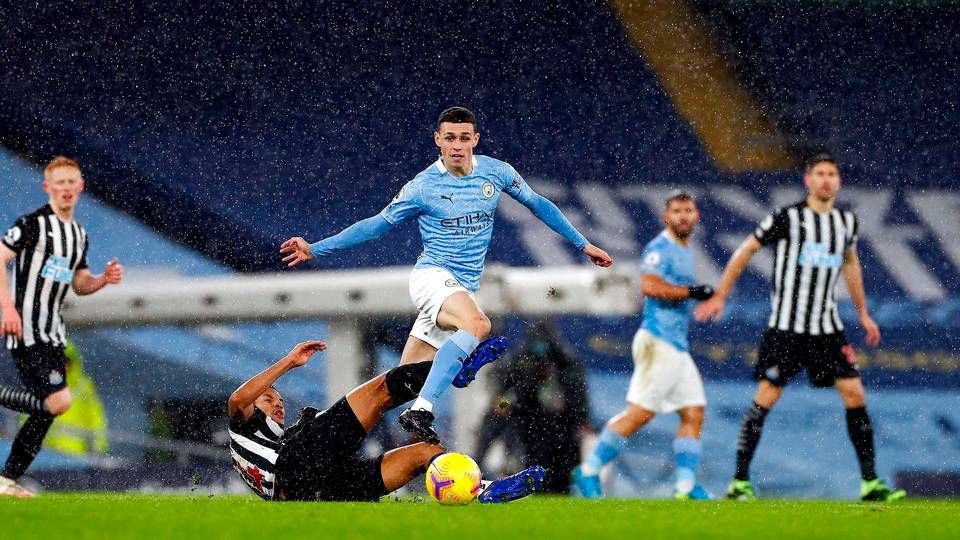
408;266;472;349
626;329;706;414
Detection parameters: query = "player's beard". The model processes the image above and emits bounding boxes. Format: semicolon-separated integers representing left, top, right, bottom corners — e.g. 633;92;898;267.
671;223;694;239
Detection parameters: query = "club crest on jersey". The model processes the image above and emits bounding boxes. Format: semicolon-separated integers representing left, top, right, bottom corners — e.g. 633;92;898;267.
48;370;64;386
765;366;781;382
481;182;495;199
3;226;20;245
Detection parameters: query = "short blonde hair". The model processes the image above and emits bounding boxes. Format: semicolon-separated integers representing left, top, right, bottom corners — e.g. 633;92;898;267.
44;156;81;179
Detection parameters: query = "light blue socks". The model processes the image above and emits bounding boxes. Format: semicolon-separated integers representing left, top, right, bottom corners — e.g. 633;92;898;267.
582;426;627;476
673;436;702;493
411;330;479;411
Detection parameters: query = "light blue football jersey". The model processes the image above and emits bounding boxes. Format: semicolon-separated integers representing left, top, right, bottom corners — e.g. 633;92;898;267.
639;231;697;353
379;155;539;292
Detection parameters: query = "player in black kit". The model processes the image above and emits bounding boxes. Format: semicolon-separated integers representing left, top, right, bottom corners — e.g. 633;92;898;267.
696;154;905;502
0;156;123;497
228;340;544;502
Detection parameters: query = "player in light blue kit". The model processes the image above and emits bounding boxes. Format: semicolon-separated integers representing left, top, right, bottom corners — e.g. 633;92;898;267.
573;190;715;500
281;107;613;443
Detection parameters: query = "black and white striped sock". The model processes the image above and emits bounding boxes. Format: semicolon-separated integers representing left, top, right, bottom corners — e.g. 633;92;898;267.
0;386;48;414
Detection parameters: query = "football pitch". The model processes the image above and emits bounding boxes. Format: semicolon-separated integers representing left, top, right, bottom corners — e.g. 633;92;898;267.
3;494;959;540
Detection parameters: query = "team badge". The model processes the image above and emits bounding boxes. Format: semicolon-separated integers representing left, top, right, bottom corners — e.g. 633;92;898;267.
764;366;780;382
3;226;20;245
49;370;64;386
481;182;495;199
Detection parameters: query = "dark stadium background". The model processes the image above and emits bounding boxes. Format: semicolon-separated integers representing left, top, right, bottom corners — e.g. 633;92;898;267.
1;0;958;498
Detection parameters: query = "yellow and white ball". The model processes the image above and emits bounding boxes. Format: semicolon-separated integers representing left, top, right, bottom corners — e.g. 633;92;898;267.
425;452;482;505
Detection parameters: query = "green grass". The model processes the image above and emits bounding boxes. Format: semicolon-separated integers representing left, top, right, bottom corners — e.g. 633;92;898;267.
2;494;959;539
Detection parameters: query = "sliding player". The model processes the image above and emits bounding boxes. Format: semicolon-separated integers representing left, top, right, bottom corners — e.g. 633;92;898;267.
228;340;543;502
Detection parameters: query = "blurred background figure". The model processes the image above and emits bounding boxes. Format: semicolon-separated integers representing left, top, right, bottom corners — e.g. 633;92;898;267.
43;342;109;457
477;320;590;494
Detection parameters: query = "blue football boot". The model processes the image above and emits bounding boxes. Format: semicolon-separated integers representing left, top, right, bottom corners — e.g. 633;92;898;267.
675;483;712;500
571;465;603;499
452;336;509;388
477;465;545;503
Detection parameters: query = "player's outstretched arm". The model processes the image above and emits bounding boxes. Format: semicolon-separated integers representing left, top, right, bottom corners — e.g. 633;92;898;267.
842;248;881;346
0;245;22;338
516;191;613;267
280;214;394;267
72;258;124;296
641;274;714;301
694;235;760;322
228;341;327;421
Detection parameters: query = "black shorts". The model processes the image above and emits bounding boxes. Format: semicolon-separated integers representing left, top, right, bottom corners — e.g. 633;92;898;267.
755;329;860;388
10;343;68;399
274;398;387;502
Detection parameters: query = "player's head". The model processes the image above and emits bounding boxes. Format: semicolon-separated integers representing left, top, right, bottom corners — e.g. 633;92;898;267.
255;385;285;426
43;156;85;213
663;189;699;239
434;107;479;170
803;153;841;202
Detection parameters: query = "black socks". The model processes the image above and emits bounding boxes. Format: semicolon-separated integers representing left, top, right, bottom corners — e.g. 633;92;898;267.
2;413;55;480
845;406;877;481
0;386;48;414
384;361;433;408
735;401;770;481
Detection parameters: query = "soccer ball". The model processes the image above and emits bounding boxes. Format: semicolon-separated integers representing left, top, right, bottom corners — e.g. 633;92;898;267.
425;452;482;505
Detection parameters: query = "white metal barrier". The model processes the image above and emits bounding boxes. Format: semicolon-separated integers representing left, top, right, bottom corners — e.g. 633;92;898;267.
62;264;641;451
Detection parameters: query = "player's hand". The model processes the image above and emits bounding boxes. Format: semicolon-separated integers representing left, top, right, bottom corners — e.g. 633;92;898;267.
286;340;327;367
1;307;22;338
694;296;725;322
860;313;881;347
103;258;123;285
280;237;314;267
583;243;613;268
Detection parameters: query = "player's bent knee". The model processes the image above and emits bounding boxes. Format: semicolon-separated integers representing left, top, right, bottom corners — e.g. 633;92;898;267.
467;315;491;340
46;394;72;416
840;388;866;407
622;405;655;430
755;382;783;408
680;407;705;425
836;378;866;406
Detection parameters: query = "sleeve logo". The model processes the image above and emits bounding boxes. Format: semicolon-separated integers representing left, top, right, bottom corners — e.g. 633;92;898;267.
643;251;661;267
3;226;21;245
390;187;405;205
758;214;774;231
